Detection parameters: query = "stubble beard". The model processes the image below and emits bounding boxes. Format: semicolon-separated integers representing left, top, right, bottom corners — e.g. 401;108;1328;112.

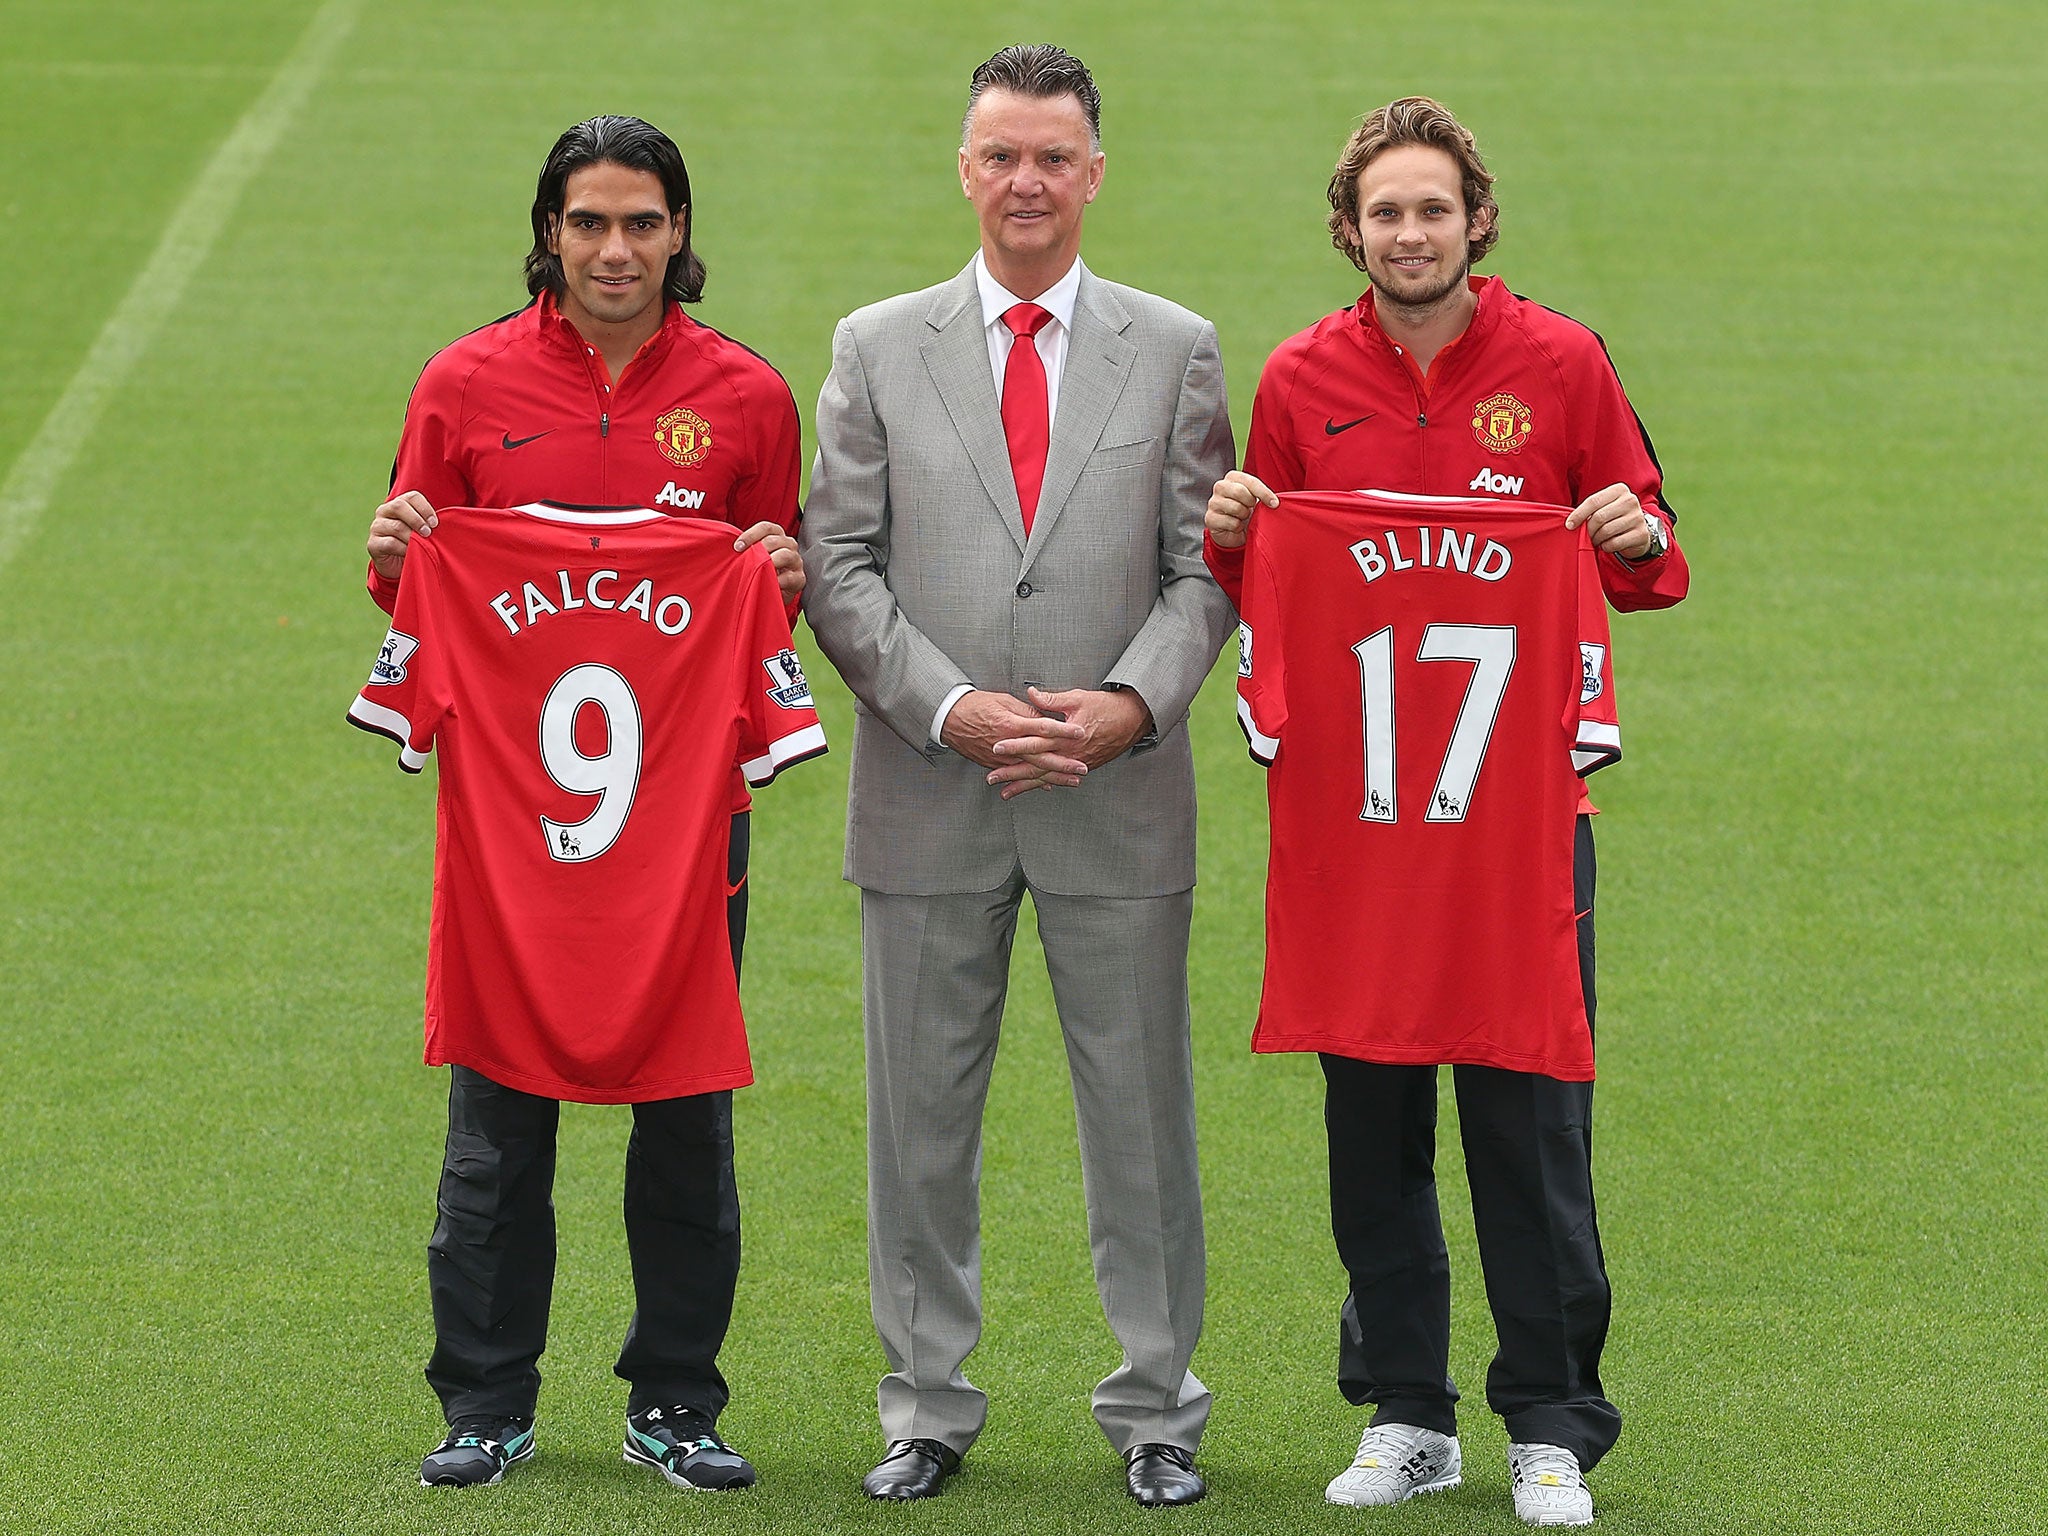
1365;251;1473;323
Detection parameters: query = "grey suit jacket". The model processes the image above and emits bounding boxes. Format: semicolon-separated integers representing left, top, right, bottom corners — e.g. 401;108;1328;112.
801;260;1235;898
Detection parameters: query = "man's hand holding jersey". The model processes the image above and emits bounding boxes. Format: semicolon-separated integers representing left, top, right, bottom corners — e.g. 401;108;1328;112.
732;522;806;601
368;491;439;585
1563;483;1659;562
1205;470;1278;550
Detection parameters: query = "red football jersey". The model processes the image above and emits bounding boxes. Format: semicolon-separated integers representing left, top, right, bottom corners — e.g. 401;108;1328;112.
1237;490;1619;1080
348;503;826;1103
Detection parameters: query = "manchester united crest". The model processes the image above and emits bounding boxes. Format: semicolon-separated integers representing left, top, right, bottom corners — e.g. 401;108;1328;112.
1470;392;1533;454
654;406;713;468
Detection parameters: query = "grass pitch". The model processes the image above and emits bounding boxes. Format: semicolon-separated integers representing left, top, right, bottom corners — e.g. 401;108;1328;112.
1;3;2043;1533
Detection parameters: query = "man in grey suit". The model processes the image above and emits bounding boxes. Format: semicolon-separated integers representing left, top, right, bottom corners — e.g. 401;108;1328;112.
799;43;1235;1510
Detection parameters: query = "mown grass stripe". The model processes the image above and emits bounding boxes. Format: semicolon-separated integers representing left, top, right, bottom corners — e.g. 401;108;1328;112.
0;0;361;578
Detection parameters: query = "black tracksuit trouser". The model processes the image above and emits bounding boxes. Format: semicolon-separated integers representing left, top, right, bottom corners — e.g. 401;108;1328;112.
423;812;750;1426
1321;815;1621;1472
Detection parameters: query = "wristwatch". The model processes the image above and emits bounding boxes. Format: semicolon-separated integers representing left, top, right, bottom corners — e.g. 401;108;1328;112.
1639;512;1670;560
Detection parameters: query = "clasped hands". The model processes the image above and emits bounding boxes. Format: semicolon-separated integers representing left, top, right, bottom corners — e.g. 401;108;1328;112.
942;687;1153;800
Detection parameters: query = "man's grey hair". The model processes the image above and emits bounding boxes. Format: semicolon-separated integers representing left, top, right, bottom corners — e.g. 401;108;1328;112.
962;43;1102;151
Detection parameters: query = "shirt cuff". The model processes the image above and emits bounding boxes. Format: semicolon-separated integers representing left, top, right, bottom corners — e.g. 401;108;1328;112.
931;684;974;748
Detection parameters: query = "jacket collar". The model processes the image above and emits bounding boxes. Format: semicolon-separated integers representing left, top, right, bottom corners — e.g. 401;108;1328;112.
1355;273;1505;352
533;288;687;370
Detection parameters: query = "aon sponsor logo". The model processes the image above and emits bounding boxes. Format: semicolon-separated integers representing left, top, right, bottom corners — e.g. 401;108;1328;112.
1468;467;1525;496
654;481;706;510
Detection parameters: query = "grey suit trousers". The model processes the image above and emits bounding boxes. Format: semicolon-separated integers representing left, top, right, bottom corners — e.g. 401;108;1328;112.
862;870;1210;1455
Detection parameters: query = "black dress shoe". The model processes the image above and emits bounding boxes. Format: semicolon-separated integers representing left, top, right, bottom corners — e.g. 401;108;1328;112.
862;1438;961;1500
1126;1442;1206;1507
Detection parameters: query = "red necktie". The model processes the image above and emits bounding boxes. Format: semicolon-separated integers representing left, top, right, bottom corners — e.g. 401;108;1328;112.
1001;302;1053;532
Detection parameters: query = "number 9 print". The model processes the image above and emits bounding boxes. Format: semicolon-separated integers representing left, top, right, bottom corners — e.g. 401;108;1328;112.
538;664;642;863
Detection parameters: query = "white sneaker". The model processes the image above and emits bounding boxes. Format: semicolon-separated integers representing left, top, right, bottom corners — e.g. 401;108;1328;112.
1508;1442;1594;1526
1324;1422;1462;1506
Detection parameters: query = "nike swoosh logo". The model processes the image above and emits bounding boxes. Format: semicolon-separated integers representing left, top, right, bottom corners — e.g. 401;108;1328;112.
502;430;553;450
1324;414;1376;435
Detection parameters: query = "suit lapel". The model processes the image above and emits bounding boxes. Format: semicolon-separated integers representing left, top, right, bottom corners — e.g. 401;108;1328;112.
920;265;1027;554
1027;267;1136;564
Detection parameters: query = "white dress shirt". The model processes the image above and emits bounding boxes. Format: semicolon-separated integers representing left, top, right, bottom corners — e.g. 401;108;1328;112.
929;255;1085;745
973;250;1081;426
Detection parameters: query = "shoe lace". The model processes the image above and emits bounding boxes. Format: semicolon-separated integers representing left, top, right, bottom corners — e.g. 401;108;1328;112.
643;1405;726;1453
1513;1445;1582;1489
447;1416;523;1451
1351;1424;1417;1466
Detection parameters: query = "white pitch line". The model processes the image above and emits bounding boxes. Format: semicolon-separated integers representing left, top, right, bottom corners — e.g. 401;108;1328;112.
0;0;361;578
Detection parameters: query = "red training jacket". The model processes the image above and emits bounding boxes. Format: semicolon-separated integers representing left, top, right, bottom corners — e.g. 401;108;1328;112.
369;290;801;616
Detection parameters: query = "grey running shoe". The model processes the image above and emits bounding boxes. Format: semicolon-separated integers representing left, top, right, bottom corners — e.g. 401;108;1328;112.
623;1404;757;1490
419;1416;535;1487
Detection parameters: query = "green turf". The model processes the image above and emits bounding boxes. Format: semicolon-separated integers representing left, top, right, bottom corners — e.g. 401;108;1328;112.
2;2;2043;1532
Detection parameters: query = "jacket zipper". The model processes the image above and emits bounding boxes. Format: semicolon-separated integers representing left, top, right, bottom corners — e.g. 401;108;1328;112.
1402;348;1431;489
579;347;611;500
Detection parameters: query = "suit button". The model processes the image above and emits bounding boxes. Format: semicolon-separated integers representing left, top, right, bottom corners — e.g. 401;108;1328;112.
1015;581;1033;599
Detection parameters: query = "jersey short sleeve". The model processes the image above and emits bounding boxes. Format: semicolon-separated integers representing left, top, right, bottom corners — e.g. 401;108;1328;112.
733;546;826;785
1573;536;1621;774
349;548;455;769
1233;527;1286;765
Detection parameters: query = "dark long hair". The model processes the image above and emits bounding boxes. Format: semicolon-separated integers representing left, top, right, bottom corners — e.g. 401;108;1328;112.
524;116;706;304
